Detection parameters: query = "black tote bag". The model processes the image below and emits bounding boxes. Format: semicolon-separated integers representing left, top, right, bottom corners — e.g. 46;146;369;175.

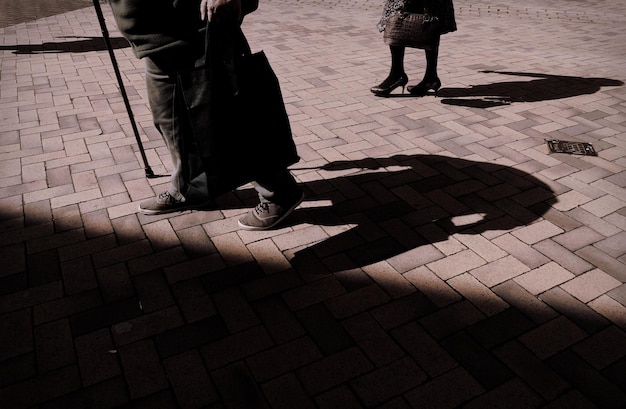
177;24;299;198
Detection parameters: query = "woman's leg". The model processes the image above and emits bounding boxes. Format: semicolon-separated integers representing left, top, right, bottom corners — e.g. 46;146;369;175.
390;45;406;77
408;45;442;95
370;46;409;95
424;47;439;82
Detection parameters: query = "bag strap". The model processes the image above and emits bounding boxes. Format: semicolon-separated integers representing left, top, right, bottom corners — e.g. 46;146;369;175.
200;21;253;96
200;21;252;64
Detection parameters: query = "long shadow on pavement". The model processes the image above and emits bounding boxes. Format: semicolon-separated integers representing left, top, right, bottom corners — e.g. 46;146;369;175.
3;154;626;408
384;71;624;108
289;154;556;271
438;71;624;108
0;36;130;54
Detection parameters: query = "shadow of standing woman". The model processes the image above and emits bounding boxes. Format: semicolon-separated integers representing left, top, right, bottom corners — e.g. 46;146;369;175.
437;70;624;107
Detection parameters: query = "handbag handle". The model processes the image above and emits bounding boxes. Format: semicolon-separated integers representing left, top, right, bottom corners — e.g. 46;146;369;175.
199;21;252;96
199;21;252;66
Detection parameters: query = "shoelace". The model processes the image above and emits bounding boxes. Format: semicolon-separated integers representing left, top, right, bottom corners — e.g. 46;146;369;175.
255;202;271;215
158;191;176;204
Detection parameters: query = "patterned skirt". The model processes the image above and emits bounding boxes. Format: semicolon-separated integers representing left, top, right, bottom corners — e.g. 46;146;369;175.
377;0;457;34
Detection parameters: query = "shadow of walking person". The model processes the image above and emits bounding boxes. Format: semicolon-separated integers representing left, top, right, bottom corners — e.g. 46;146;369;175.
437;70;623;108
0;36;130;54
288;154;557;273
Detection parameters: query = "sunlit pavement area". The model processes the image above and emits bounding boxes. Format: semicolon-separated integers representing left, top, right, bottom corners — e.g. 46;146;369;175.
1;0;626;407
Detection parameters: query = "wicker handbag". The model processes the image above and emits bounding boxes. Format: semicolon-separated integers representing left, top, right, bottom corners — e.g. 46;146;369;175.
383;12;441;50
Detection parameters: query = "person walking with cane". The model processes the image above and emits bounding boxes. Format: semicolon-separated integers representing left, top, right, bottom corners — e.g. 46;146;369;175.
108;0;304;230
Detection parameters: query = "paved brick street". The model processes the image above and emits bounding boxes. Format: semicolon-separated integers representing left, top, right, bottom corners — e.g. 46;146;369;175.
1;0;625;407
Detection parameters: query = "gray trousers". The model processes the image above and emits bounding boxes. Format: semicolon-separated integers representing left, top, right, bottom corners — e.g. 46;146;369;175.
144;53;300;206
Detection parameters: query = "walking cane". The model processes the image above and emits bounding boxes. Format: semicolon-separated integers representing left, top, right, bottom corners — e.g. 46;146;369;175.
92;0;155;178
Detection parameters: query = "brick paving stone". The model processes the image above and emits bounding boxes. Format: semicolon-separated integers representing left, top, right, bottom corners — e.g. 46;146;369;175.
296;303;355;355
69;296;142;337
514;261;576;295
361;261;416;299
467;308;536;350
212;287;261;333
127;246;189;276
118;339;169;399
553;225;605;251
132;270;176;312
251;296;305;343
404;367;484;409
0;365;81;409
241;267;305;302
594;231;626;258
171;278;217;323
40;377;131;409
608;284;626;306
211;362;270;409
390;321;457;378
200;325;274;370
469;255;530;288
325;283;391;319
0;309;33;362
282;275;346;311
0;353;36;390
342;312;405;366
350;356;427;407
34;318;75;372
533;239;595;276
0;281;63;315
581;195;625;218
296;347;374;395
403;265;462;308
567;207;623;237
548;349;626;409
540;390;598;409
589;295;626;330
576;245;626;283
560;268;622;303
461;378;544;409
419;300;485;340
95;263;134;303
519;316;588;360
604;357;626;394
493;341;568;401
540;287;612;335
32;289;102;325
314;385;364;409
111;306;184;347
246;336;322;382
426;249;486;280
572;325;626;370
448;273;509;316
163;349;220;409
142;219;180;251
262;372;317;409
441;331;514;390
75;328;121;387
512;220;564;245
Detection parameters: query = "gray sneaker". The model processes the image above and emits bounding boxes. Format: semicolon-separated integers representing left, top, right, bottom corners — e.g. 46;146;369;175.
238;191;304;231
139;191;212;215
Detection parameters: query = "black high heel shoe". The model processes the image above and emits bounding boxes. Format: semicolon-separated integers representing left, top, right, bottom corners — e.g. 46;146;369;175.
370;73;408;96
407;77;441;96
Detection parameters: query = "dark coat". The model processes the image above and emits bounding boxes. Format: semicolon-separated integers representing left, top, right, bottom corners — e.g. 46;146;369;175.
108;0;204;58
108;0;259;59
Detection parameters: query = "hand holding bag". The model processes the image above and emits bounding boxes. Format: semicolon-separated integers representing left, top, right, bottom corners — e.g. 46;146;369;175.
177;23;299;198
383;12;442;50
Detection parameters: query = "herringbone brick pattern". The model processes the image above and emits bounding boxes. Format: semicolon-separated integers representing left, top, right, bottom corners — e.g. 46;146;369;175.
1;0;625;407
